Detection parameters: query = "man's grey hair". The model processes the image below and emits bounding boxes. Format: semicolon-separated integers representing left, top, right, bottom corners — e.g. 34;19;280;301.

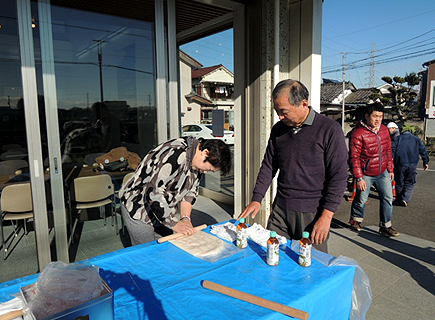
272;79;309;107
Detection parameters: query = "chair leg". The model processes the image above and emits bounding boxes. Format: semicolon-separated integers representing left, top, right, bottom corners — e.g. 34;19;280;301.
100;206;106;226
11;221;18;238
2;220;21;260
68;214;79;247
111;207;115;227
1;219;6;260
68;200;74;244
113;202;118;235
24;219;28;235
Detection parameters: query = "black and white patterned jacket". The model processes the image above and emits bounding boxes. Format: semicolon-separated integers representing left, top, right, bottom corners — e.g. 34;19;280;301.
119;137;201;228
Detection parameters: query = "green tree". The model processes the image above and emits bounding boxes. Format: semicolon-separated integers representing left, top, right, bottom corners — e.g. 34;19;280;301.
380;72;421;120
401;123;423;137
401;123;415;134
404;72;420;87
381;76;392;84
369;88;381;101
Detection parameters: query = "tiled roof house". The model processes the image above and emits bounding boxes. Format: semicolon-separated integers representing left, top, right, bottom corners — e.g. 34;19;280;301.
346;88;375;105
321;81;356;118
321;81;376;121
191;64;234;128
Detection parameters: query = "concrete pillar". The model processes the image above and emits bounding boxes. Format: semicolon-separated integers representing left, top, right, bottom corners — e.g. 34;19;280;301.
288;0;323;111
240;0;323;226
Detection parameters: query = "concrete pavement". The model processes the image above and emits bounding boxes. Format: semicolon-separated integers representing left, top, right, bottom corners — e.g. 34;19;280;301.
329;221;435;319
192;196;435;319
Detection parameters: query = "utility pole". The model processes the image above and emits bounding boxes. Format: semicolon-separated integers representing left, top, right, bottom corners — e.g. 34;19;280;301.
93;39;106;104
342;52;346;132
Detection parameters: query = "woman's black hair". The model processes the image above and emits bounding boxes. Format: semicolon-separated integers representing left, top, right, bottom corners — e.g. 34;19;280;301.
198;138;232;176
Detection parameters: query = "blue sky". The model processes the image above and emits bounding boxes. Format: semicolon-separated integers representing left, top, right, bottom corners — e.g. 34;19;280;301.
180;0;435;89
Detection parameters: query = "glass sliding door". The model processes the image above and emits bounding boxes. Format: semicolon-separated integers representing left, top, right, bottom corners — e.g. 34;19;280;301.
0;0;39;281
0;0;53;282
180;29;235;203
39;1;158;261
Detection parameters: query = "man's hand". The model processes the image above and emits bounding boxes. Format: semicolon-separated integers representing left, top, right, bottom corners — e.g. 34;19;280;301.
173;218;195;236
311;209;333;245
356;179;367;191
239;201;261;219
389;172;394;182
424;164;429;171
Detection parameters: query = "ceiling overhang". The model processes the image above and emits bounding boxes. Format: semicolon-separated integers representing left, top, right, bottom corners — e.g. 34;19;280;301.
49;0;241;45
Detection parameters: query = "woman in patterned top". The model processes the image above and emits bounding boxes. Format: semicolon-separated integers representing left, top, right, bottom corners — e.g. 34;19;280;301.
119;137;232;245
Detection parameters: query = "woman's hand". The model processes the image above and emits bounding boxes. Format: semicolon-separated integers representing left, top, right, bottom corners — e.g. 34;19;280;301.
173;217;196;236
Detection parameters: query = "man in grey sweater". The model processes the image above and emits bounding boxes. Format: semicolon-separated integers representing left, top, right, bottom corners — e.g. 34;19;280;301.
239;80;348;252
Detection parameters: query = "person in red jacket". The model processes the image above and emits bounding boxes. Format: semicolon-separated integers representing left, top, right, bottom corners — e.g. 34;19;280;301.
349;103;399;237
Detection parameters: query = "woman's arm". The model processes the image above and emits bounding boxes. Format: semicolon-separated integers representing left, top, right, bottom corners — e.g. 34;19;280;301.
173;201;196;235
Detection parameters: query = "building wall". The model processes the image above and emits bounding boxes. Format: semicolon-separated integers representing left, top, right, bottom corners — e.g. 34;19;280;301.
426;63;435;110
202;68;233;84
179;59;201;125
198;68;234;102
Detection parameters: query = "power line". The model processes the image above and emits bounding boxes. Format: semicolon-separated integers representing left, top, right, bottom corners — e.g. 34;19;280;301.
322;48;435;75
323;28;435;72
322;31;435;74
377;28;435;52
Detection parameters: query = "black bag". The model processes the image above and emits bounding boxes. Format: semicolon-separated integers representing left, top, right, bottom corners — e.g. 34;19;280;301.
103;160;129;172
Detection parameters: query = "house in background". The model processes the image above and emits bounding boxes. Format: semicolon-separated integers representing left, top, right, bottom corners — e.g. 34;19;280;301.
345;88;378;121
320;80;356;120
420;58;435;141
179;52;234;130
179;50;212;126
320;81;376;134
377;83;393;97
191;64;234;130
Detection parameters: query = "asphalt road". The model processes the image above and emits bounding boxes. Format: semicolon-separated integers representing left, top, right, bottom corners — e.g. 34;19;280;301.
332;158;435;242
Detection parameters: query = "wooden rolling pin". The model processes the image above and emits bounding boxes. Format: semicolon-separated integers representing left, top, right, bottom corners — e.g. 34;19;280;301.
0;309;24;320
202;280;309;320
157;224;207;243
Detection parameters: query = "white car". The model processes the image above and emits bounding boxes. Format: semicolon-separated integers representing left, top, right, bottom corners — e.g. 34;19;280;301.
182;124;234;145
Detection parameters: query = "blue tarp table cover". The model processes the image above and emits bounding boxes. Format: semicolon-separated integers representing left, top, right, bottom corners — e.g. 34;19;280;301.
0;222;355;320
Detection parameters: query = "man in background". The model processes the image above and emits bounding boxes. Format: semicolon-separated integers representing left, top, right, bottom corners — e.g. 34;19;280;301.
392;128;429;207
349;103;399;237
387;122;400;140
239;79;348;253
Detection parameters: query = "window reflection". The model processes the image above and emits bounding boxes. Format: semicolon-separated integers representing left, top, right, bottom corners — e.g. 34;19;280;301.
48;4;158;161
